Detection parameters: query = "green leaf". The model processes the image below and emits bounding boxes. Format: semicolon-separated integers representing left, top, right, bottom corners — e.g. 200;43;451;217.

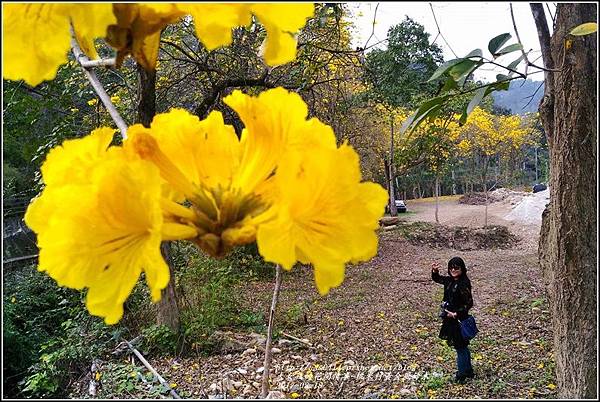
448;59;478;80
412;104;444;132
427;58;464;82
493;76;511;91
569;22;598;36
507;54;525;73
458;103;469;125
466;87;487;116
484;85;497;97
488;33;512;55
440;77;458;93
400;95;450;133
464;49;483;59
457;61;483;87
496;43;523;55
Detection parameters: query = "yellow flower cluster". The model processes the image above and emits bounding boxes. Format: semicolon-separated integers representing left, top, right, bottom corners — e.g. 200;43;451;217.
25;88;388;324
458;107;532;156
3;3;315;86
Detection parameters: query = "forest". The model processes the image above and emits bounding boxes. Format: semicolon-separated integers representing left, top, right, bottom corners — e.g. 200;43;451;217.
2;3;596;400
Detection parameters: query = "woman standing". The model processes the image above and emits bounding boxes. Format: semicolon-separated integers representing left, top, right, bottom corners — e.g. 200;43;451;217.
432;256;475;383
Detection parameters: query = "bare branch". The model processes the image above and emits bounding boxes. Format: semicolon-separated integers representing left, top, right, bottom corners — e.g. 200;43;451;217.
363;3;380;50
79;58;116;68
510;3;532;76
530;3;554;76
521;81;545;111
261;265;283;398
429;3;459;58
70;26;128;138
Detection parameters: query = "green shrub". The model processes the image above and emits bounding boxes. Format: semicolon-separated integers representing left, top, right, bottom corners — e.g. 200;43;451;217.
140;324;177;356
170;241;272;353
282;301;309;329
238;310;266;332
3;266;116;398
177;254;240;349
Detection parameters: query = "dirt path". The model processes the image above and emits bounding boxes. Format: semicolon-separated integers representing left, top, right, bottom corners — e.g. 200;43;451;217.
94;198;556;399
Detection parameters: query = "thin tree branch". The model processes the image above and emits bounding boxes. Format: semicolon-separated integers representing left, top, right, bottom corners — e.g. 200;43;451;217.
482;57;527;79
261;265;283;398
429;3;459;59
510;3;532;77
70;26;128;138
530;4;554;76
126;340;181;399
521;81;545;111
79;58;116;68
363;3;380;50
545;3;556;29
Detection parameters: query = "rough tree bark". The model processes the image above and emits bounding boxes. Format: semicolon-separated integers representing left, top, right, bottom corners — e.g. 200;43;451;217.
136;63;181;333
157;243;181;333
137;65;156;127
532;3;597;398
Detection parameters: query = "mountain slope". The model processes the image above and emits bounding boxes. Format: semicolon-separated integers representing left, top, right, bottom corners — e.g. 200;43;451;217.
491;79;544;114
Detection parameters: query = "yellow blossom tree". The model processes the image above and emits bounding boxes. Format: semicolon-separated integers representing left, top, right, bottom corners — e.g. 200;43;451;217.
457;107;531;226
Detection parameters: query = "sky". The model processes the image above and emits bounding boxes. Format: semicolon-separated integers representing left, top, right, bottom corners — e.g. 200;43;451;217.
348;2;556;82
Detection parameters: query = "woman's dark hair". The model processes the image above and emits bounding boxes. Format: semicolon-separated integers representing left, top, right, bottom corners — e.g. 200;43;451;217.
448;256;467;277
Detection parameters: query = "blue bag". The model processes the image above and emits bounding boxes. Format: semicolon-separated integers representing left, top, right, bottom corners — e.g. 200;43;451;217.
459;315;478;340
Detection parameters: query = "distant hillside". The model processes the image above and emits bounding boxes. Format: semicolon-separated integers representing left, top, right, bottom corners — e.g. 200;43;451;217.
491;79;544;115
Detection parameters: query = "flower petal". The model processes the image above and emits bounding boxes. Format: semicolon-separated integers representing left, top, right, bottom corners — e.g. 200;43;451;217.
3;4;71;86
223;88;311;193
26;143;168;324
256;141;387;295
3;4;115;85
41;127;116;187
181;4;252;50
70;4;116;59
313;261;346;296
256;213;296;270
147;109;240;190
251;4;314;65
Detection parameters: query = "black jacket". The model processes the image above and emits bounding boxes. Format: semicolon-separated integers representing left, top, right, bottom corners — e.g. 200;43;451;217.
432;270;474;348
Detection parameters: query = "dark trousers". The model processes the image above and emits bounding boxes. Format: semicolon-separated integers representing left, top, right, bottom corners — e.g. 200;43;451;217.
455;346;473;376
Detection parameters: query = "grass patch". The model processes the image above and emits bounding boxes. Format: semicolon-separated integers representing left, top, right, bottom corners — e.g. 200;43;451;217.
408;195;462;204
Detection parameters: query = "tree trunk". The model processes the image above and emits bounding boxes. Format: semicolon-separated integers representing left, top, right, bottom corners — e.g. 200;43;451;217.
137;64;156;127
388;118;397;216
451;169;456;195
533;3;597;398
483;156;489;227
434;174;439;224
157;243;181;333
535;146;539;183
137;63;181;333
